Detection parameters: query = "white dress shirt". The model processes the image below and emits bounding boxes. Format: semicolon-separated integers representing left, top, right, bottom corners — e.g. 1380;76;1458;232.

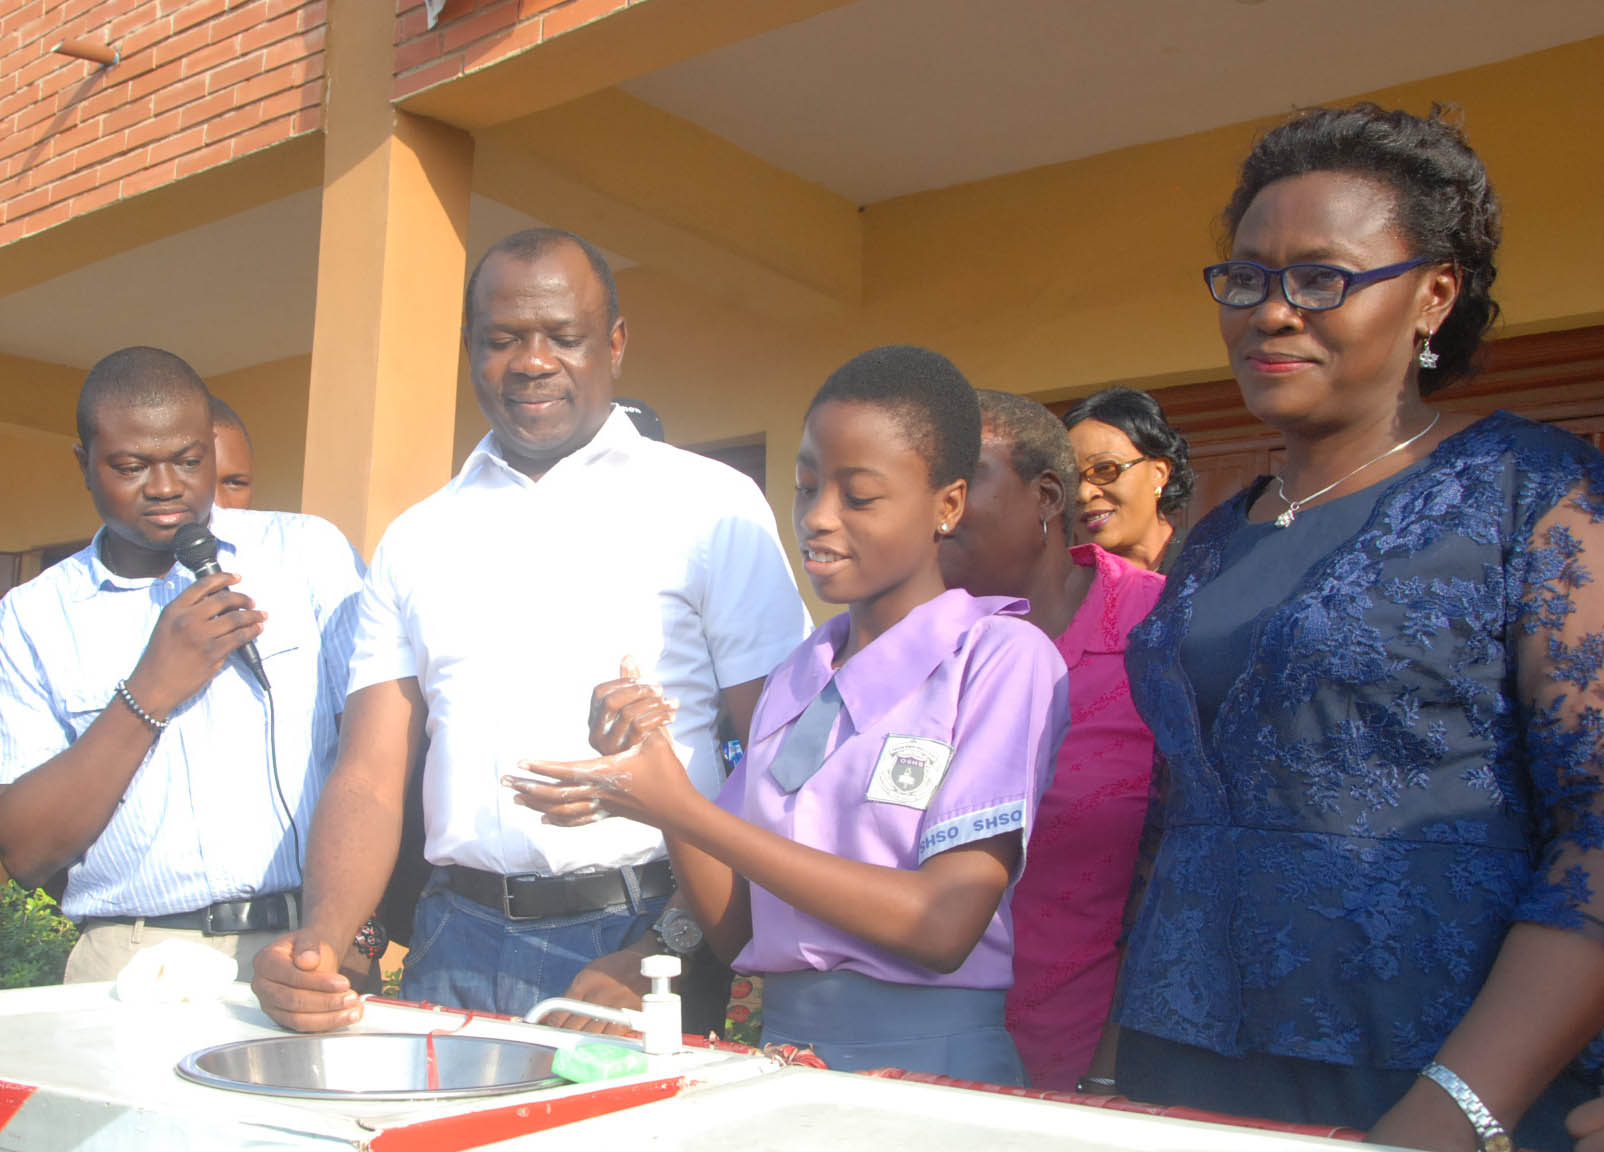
0;507;364;919
348;407;809;876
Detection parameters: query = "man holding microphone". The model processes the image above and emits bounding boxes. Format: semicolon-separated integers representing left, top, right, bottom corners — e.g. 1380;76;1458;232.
0;346;364;980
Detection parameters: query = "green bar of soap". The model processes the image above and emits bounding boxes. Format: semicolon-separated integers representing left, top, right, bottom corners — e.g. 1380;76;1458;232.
553;1041;649;1083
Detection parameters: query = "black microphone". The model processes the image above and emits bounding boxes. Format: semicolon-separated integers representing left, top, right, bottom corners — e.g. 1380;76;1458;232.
172;522;270;690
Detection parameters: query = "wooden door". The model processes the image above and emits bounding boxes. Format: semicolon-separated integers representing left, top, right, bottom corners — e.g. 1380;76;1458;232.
1181;443;1279;534
1555;415;1604;452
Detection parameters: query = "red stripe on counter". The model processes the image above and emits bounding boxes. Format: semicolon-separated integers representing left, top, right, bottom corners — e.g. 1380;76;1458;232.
0;1081;38;1129
369;1076;686;1152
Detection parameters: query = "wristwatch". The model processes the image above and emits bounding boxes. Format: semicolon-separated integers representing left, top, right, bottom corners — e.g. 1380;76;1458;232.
1419;1062;1512;1152
353;915;389;961
650;905;704;955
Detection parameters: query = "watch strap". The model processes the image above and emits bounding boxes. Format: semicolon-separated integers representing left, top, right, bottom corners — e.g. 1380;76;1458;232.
1419;1062;1511;1152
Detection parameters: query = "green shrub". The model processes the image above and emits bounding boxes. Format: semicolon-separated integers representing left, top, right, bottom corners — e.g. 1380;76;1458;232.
0;882;77;988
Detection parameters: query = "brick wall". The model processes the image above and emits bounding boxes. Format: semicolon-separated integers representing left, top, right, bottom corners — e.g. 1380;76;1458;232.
393;0;630;102
0;0;326;247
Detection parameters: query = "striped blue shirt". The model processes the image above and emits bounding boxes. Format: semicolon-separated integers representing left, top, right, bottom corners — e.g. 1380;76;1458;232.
0;507;363;920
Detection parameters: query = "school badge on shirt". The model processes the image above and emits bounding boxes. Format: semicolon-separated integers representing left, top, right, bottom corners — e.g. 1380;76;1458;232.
866;735;954;810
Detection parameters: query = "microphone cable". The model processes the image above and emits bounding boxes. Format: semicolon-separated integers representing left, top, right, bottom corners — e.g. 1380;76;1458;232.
170;523;302;889
260;684;304;889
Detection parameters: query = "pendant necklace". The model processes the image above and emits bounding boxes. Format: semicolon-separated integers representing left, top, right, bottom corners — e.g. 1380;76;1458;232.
1273;411;1440;529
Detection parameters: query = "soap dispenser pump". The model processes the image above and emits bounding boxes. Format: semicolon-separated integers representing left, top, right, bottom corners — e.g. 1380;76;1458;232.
638;953;683;1055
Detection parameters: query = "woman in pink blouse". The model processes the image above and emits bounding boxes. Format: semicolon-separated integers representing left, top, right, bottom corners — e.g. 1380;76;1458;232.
940;389;1164;1090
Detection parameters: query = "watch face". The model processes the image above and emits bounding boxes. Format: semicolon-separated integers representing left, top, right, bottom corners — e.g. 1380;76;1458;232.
1484;1136;1512;1152
354;915;389;960
657;908;704;953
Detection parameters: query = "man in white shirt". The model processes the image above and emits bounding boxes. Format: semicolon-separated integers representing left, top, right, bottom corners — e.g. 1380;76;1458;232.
253;228;807;1029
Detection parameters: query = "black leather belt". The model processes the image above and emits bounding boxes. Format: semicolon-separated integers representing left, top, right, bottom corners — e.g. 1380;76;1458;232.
98;890;300;936
447;861;673;921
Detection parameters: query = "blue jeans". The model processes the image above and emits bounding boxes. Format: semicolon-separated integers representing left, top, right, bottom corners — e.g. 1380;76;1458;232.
400;867;666;1017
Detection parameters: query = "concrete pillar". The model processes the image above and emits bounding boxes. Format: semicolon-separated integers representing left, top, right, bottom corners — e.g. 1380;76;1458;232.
301;1;473;555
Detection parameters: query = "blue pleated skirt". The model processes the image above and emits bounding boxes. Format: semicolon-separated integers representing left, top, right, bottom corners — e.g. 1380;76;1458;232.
761;969;1026;1086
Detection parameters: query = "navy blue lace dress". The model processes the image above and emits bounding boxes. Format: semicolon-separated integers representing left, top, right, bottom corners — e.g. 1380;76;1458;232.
1114;412;1604;1141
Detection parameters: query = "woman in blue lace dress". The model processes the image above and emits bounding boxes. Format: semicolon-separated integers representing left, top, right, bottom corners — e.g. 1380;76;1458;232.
1113;104;1604;1152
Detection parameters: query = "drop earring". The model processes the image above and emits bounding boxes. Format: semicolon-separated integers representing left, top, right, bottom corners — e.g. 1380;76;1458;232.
1041;518;1049;545
1418;330;1439;370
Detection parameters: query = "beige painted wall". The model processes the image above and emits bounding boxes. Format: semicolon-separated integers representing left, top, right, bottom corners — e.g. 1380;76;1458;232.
0;422;100;552
0;356;99;553
0;353;80;437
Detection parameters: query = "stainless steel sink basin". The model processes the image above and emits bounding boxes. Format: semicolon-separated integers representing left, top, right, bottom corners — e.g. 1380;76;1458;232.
177;1033;566;1100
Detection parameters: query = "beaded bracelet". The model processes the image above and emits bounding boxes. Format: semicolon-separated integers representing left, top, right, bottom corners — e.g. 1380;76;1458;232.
114;679;169;732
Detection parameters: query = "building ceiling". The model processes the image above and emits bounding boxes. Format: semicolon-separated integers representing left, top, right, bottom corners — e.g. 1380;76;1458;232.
622;0;1604;204
0;191;323;380
3;0;1603;379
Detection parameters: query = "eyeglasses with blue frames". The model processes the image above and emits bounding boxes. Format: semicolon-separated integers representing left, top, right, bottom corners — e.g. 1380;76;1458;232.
1203;257;1431;311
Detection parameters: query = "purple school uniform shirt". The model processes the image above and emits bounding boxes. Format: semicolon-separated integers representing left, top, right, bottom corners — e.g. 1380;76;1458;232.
717;589;1070;988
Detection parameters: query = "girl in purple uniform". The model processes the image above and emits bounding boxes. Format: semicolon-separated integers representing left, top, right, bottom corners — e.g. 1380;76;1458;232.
511;346;1069;1083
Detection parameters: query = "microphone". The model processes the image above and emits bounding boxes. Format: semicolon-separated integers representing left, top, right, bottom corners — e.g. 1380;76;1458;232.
171;522;270;690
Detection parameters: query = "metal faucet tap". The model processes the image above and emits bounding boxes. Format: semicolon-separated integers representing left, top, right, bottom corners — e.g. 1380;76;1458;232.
524;954;684;1054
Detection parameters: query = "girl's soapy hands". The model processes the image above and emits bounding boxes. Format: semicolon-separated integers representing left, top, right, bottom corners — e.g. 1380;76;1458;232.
505;656;689;828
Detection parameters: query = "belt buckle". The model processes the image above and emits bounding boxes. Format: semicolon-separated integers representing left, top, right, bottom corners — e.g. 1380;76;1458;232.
501;875;520;921
203;902;225;936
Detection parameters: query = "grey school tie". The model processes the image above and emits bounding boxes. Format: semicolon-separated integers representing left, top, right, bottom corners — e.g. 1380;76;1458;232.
768;679;845;793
